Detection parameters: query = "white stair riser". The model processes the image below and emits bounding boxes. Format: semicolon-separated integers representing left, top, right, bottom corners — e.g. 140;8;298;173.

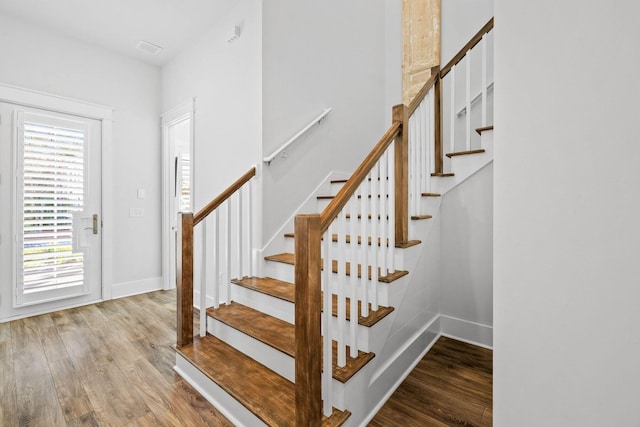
206;317;362;402
208;317;294;382
231;283;294;323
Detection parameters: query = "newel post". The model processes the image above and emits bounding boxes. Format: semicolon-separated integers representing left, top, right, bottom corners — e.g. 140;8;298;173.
392;104;409;245
176;212;194;348
294;214;323;426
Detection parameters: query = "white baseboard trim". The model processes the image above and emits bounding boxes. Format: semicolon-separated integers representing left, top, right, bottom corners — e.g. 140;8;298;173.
111;277;163;300
439;314;493;349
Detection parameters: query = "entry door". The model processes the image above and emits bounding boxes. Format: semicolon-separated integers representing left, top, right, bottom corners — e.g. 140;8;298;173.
13;107;102;307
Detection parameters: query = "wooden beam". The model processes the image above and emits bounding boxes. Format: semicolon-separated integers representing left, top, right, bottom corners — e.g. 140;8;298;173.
176;212;194;348
392;104;409;245
294;214;323;426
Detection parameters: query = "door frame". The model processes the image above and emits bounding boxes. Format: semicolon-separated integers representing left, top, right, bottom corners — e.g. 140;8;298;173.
161;99;195;291
0;82;114;318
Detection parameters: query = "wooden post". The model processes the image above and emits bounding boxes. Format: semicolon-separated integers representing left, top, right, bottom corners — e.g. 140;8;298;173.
392;104;409;245
294;214;322;427
176;212;194;348
433;69;444;174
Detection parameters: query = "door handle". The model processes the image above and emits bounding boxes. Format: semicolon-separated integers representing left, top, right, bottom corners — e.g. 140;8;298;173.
84;214;99;234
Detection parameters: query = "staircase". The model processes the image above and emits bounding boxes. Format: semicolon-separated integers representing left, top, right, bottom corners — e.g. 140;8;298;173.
174;19;493;427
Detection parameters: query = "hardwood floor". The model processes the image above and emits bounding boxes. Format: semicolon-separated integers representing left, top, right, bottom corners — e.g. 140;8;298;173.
0;291;492;426
369;336;493;426
0;290;231;427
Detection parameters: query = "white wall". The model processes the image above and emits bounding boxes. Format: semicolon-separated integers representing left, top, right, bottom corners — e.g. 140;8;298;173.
441;0;493;65
441;164;493;330
494;2;640;425
261;0;389;242
161;0;262;211
0;14;162;306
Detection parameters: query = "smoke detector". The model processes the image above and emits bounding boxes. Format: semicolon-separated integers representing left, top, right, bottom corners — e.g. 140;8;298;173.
136;40;163;56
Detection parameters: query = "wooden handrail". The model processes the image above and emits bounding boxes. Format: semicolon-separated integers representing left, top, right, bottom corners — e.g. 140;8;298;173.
407;66;440;116
319;121;401;232
193;166;256;226
440;17;494;78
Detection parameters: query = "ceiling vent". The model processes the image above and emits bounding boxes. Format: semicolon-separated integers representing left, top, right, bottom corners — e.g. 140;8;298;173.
136;40;163;56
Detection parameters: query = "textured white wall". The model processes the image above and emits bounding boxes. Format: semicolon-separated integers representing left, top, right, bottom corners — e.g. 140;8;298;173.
494;2;640;425
0;14;162;305
161;0;262;210
261;0;388;244
440;164;493;330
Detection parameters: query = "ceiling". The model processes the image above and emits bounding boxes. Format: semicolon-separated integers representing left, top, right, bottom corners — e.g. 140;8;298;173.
0;0;235;66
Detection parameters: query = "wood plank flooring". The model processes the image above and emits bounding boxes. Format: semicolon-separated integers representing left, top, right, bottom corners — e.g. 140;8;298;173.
1;290;492;426
369;336;493;427
0;290;232;427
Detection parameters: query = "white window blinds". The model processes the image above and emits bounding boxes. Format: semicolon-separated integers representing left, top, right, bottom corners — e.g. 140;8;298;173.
21;120;85;293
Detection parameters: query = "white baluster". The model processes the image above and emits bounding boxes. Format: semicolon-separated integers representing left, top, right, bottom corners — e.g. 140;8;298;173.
408;115;415;217
412;111;419;217
349;198;358;358
225;201;231;304
337;208;347;367
322;225;333;417
237;189;243;279
387;147;395;274
370;162;379;311
429;90;435;182
482;34;488;128
360;174;369;318
465;53;471;151
213;210;220;309
379;155;387;280
200;221;207;338
423;96;430;191
247;179;253;277
450;65;456;154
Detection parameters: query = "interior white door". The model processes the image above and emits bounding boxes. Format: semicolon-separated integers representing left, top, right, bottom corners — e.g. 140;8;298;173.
5;104;102;310
162;110;192;291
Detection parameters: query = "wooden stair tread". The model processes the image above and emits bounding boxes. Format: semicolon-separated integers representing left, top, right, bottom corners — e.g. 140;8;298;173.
265;252;296;265
284;232;421;249
475;125;494;135
422;192;441;197
446;149;486;158
232;276;295;303
431;172;454;177
265;253;408;283
208;302;295;356
231;277;394;327
177;335;350;426
206;303;375;383
411;215;433;220
329;294;394;327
